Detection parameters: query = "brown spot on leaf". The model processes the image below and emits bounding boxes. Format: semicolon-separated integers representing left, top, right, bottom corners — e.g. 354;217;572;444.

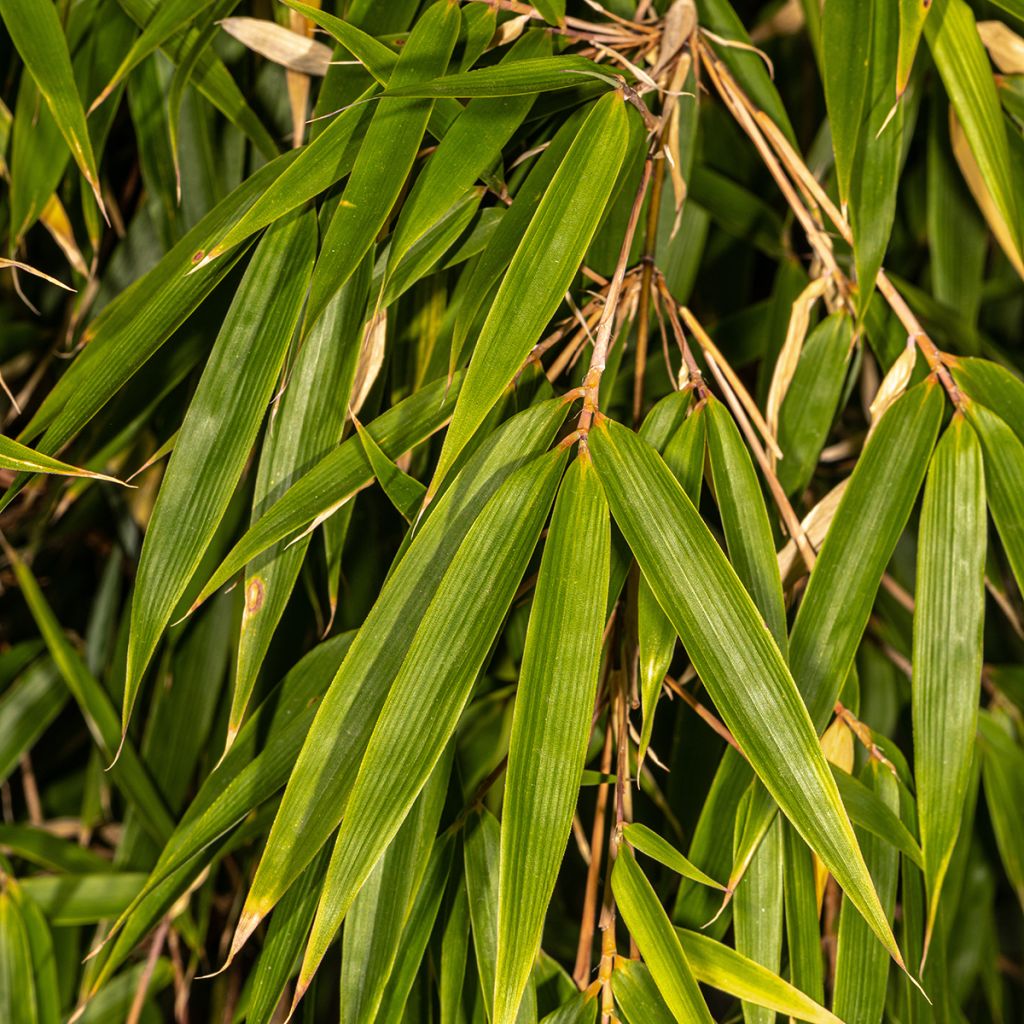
246;578;264;615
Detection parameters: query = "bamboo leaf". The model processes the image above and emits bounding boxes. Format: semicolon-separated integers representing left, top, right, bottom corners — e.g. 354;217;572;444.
229;401;566;962
925;0;1022;258
612;959;676;1024
898;0;931;95
352;414;428;522
589;417;903;967
0;661;66;785
0;0;104;212
293;449;566;1000
832;764;901;1023
832;765;923;869
951;357;1024;444
6;879;59;1024
432;92;630;494
965;398;1024;598
622;823;726;891
302;1;460;336
0;887;35;1024
789;381;944;730
612;846;715;1023
124;211;317;734
496;453;609;1024
676;929;843;1024
977;711;1024;909
782;823;824;1004
219;17;333;75
912;414;986;947
380;56;609;98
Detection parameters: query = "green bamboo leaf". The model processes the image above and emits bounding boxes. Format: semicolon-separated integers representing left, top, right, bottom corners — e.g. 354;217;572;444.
849;0;903;308
732;807;783;1024
612;846;715;1023
388;31;551;270
0;825;111;875
706;394;787;651
612;959;675;1024
782;823;824;1003
822;0;873;205
912;414;986;949
789;380;944;730
0;660;66;785
10;552;174;845
533;0;566;25
352;413;428;521
18;874;146;926
193;374;462;611
0;0;104;212
380;56;611;98
302;1;460;336
229;401;566;961
246;845;331;1024
374;836;456;1024
340;749;452;1024
965;399;1024;598
833;764;901;1023
589;416;904;968
440;877;470;1024
232;256;371;738
623;823;725;891
87;636;354;993
898;0;931;95
0;888;35;1024
950;357;1024;444
674;930;841;1024
776;313;853;496
77;959;173;1024
123;211;317;734
977;711;1024;909
925;0;1022;257
6;879;59;1024
0;436;122;484
280;0;398;81
293;449;566;1001
638;402;706;762
432;92;629;494
832;765;923;869
496;453;610;1024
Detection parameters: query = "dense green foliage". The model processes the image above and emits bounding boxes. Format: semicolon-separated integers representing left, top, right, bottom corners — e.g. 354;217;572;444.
1;0;1023;1021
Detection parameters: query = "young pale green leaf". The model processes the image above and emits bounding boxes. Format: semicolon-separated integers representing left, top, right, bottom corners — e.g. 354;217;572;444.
0;0;103;212
352;414;427;522
912;415;986;949
732;809;783;1024
822;0;872;204
782;823;824;1004
232;256;372;738
496;453;609;1024
832;764;901;1023
622;823;725;891
977;712;1024;909
965;399;1024;597
925;0;1022;258
589;416;904;969
789;380;944;730
776;313;852;496
676;929;842;1024
706;395;787;651
638;403;706;762
380;56;608;98
432;92;629;494
10;552;174;845
229;401;566;962
849;0;903;309
246;845;330;1024
302;1;460;336
898;0;931;95
612;847;715;1024
193;374;462;611
123;211;317;735
951;357;1024;444
293;449;566;1001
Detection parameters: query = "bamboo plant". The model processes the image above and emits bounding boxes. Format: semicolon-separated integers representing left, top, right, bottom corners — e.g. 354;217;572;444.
0;0;1022;1020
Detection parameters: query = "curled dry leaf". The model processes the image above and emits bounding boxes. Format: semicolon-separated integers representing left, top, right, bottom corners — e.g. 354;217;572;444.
976;20;1024;74
868;341;917;427
220;17;334;76
777;478;849;587
350;311;387;417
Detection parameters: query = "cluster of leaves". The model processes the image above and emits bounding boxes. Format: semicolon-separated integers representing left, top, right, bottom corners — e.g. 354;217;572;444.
1;0;1023;1021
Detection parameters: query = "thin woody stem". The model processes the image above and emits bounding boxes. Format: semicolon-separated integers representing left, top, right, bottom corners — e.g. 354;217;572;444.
632;153;667;426
578;155;654;437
